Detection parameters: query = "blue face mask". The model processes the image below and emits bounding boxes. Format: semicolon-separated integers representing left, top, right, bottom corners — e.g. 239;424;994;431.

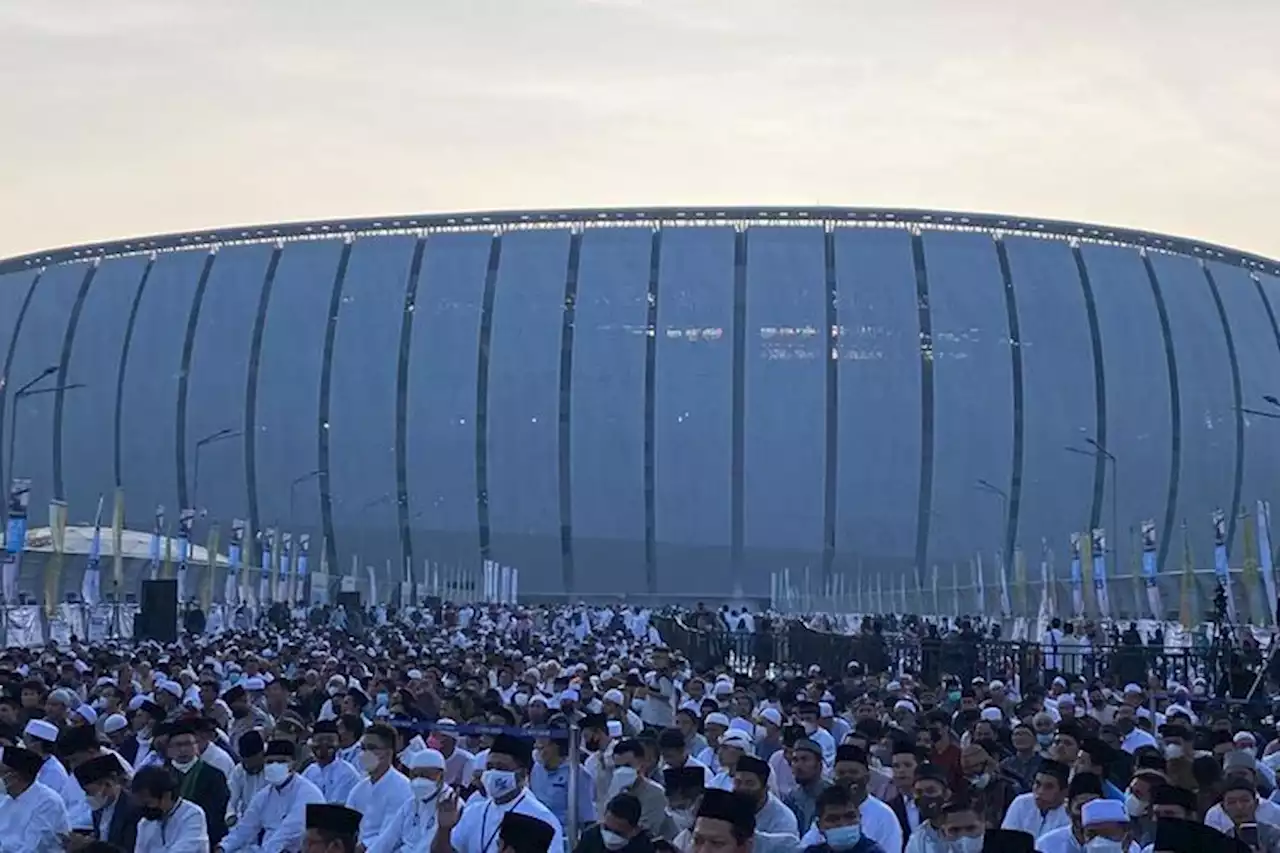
376;692;389;707
1036;733;1053;747
825;825;862;850
947;691;961;703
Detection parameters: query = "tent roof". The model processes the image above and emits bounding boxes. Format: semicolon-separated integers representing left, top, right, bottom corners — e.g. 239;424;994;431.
22;526;232;567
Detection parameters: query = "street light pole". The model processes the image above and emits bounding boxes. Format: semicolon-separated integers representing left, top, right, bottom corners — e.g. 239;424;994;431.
192;427;240;515
7;379;85;483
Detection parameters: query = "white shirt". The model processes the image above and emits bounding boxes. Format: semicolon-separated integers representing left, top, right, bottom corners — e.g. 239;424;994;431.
1207;798;1280;832
1120;729;1157;754
443;749;475;788
202;744;236;779
34;759;69;807
366;788;450;853
755;793;799;836
1037;825;1083;853
0;780;70;853
345;768;413;848
221;773;324;853
303;759;362;805
448;791;564;853
1000;792;1069;839
136;798;211;853
708;770;734;792
227;765;269;821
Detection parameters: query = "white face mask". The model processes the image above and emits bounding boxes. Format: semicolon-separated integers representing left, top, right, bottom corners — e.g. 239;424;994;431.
601;829;629;851
482;769;519;801
954;835;983;853
1124;792;1147;818
172;758;197;773
263;764;290;786
410;778;440;801
1164;744;1184;760
1085;839;1125;853
86;793;111;811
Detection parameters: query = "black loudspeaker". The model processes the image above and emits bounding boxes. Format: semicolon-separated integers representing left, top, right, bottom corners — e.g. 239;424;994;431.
138;580;178;644
337;591;361;612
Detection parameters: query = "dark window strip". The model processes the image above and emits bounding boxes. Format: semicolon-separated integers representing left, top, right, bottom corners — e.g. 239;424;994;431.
558;232;583;593
1142;253;1181;573
994;238;1024;562
318;242;355;578
821;228;838;584
643;229;662;593
475;235;503;563
244;247;283;544
1202;264;1244;548
0;271;43;493
1071;246;1108;533
911;233;935;589
730;230;748;587
395;238;428;582
52;263;99;500
175;252;218;511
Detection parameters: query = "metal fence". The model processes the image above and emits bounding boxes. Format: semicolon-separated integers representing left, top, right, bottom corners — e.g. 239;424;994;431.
654;615;1235;691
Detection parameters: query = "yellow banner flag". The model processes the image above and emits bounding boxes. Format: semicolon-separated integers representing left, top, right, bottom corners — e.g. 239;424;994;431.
111;488;125;592
1241;510;1260;624
202;523;219;612
46;500;68;616
1180;522;1196;629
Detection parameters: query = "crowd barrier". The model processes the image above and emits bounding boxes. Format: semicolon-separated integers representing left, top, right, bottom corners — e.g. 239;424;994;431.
653;616;1234;691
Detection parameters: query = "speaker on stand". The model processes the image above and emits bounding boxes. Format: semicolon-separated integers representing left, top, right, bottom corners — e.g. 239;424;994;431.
137;579;178;644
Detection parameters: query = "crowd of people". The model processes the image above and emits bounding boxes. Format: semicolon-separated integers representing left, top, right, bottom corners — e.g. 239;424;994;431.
0;600;1269;853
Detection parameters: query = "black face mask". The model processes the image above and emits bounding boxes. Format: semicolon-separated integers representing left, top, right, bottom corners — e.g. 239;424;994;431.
916;795;944;820
232;707;249;719
139;805;165;821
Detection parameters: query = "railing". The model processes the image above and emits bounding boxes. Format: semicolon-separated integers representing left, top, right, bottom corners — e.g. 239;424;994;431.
655;615;1240;692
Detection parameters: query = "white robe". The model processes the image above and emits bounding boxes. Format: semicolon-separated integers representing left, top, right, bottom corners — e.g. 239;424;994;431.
0;781;70;853
366;789;450;853
135;798;210;853
449;791;564;853
345;768;413;848
1000;792;1070;839
302;759;362;805
221;774;324;853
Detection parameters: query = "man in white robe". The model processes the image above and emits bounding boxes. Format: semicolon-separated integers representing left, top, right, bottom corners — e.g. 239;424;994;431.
217;740;323;853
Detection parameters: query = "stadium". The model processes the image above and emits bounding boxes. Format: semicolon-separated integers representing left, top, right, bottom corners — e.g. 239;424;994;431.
1;206;1279;608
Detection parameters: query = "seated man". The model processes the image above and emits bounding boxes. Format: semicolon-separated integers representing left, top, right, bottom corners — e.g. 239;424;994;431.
803;783;885;853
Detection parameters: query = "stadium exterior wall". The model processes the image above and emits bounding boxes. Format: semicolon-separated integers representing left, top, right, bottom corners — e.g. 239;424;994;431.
1;206;1279;603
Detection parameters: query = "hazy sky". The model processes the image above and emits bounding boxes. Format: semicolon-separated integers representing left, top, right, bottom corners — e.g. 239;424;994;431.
2;0;1277;260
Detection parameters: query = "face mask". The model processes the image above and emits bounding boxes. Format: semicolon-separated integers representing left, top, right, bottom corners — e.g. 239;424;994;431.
953;835;983;853
601;829;629;851
410;778;440;801
376;692;389;707
139;805;165;821
482;769;519;801
263;763;290;785
667;807;695;832
1036;733;1054;748
172;758;197;773
825;825;862;850
947;691;961;703
609;767;638;796
87;793;111;811
360;751;382;773
1164;744;1184;760
1124;792;1146;818
232;707;249;719
968;773;991;790
1085;839;1124;853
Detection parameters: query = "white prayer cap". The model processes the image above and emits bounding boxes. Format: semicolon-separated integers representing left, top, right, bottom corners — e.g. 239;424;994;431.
73;705;98;725
606;720;623;738
1123;683;1142;695
760;708;782;727
603;689;625;705
244;677;266;691
818;702;834;719
980;707;1003;722
894;700;918;715
157;680;183;698
713;681;734;697
23;719;59;743
1082;799;1128;827
409;748;446;771
127;695;148;712
103;714;128;735
704;712;730;728
720;730;753;750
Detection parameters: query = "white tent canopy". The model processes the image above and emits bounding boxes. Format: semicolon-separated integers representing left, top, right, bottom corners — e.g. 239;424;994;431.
21;525;232;567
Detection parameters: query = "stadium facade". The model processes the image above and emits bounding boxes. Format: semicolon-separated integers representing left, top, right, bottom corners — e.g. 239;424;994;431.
1;206;1279;602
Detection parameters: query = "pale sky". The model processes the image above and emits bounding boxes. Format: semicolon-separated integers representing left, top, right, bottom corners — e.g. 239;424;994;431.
2;0;1277;260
